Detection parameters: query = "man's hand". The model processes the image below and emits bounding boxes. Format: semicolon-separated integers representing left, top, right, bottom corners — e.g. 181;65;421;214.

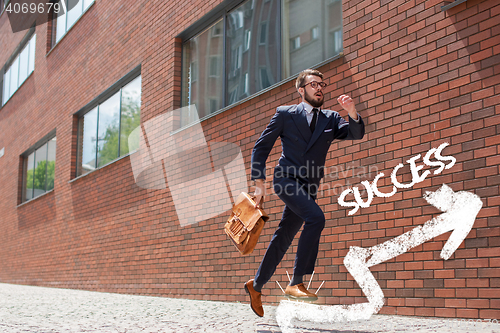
337;94;358;121
253;179;265;208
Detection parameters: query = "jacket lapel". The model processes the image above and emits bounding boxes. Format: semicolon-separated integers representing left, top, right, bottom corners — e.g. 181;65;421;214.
306;110;328;152
291;103;312;142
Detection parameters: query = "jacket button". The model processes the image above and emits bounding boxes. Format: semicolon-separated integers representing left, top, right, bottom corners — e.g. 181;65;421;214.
301;154;304;157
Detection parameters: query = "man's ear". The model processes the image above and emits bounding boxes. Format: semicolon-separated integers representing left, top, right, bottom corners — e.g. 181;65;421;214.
297;87;304;98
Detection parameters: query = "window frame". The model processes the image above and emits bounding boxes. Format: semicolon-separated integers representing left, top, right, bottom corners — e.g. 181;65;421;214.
49;0;95;51
20;130;57;204
0;0;11;16
74;65;142;180
1;26;36;107
178;0;344;126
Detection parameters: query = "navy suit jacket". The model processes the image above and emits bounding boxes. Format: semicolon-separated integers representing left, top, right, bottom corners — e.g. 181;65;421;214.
251;103;365;185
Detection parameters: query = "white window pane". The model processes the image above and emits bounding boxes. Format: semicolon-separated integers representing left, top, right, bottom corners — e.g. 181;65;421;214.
34;143;48;197
28;34;36;74
66;0;82;29
46;137;56;191
25;152;35;201
18;43;29;85
79;107;98;176
84;0;94;11
120;76;142;156
2;68;10;105
56;3;67;42
9;57;19;98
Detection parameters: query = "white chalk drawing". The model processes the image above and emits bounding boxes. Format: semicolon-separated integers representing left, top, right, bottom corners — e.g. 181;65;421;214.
128;105;247;227
276;184;483;332
338;142;456;215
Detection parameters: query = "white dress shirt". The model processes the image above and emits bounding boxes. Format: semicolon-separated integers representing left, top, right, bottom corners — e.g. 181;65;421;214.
301;101;360;125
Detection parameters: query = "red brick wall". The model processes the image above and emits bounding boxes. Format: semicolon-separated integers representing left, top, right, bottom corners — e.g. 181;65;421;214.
0;0;498;320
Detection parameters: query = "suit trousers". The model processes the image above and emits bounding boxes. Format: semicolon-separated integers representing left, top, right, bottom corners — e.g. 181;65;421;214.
254;176;325;286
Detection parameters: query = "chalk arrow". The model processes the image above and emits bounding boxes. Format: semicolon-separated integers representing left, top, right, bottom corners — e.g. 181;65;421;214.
366;184;483;265
276;184;483;333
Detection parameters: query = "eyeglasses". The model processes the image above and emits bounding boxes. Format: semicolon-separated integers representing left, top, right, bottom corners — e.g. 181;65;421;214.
301;81;327;90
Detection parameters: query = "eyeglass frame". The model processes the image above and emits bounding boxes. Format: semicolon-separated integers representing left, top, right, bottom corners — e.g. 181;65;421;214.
301;80;327;90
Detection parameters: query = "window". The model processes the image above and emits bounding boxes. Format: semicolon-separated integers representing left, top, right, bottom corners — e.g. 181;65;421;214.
0;0;10;14
244;29;251;51
181;20;224;125
243;72;249;95
190;61;198;82
77;74;141;176
23;136;56;202
259;22;267;45
209;56;220;77
260;67;271;89
285;0;343;76
311;26;319;40
181;0;343;123
52;0;93;46
2;33;36;106
290;36;300;51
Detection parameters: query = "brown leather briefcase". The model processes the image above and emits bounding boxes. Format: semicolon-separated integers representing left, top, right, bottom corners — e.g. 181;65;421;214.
225;192;269;255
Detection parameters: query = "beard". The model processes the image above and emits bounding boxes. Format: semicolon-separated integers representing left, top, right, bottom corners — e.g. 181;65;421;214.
304;89;324;108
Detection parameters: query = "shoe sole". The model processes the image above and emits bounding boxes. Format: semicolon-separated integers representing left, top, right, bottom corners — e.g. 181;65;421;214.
284;294;318;302
244;282;264;317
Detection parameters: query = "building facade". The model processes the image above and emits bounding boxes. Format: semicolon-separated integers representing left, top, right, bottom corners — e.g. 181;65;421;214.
0;0;499;320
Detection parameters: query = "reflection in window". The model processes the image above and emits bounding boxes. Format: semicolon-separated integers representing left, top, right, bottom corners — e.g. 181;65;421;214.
290;36;300;51
119;76;142;156
182;20;224;126
260;68;271;89
25;153;34;201
225;0;278;106
24;137;56;202
259;22;267;44
283;0;343;77
97;92;121;168
77;75;141;176
181;0;343;124
244;30;251;51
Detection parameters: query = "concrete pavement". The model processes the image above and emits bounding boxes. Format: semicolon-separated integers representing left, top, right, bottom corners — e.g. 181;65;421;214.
0;283;498;332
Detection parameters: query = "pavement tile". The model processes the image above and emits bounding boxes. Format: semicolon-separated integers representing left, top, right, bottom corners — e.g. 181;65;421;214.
0;283;499;333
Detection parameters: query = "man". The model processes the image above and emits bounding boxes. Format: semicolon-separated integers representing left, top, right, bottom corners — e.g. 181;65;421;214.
244;69;365;317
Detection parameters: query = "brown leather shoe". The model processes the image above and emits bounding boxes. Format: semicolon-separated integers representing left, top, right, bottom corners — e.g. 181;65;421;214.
244;279;264;317
285;283;318;301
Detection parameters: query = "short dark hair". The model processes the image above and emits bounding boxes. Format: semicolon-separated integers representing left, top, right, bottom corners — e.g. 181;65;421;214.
296;69;324;90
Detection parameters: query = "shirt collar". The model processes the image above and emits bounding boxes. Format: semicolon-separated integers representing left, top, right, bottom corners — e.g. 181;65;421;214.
301;101;321;114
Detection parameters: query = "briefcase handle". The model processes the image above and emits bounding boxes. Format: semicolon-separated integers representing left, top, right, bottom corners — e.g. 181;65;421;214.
251;195;264;208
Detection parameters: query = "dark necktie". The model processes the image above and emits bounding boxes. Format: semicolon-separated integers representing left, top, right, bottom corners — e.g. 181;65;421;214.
310;108;318;133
